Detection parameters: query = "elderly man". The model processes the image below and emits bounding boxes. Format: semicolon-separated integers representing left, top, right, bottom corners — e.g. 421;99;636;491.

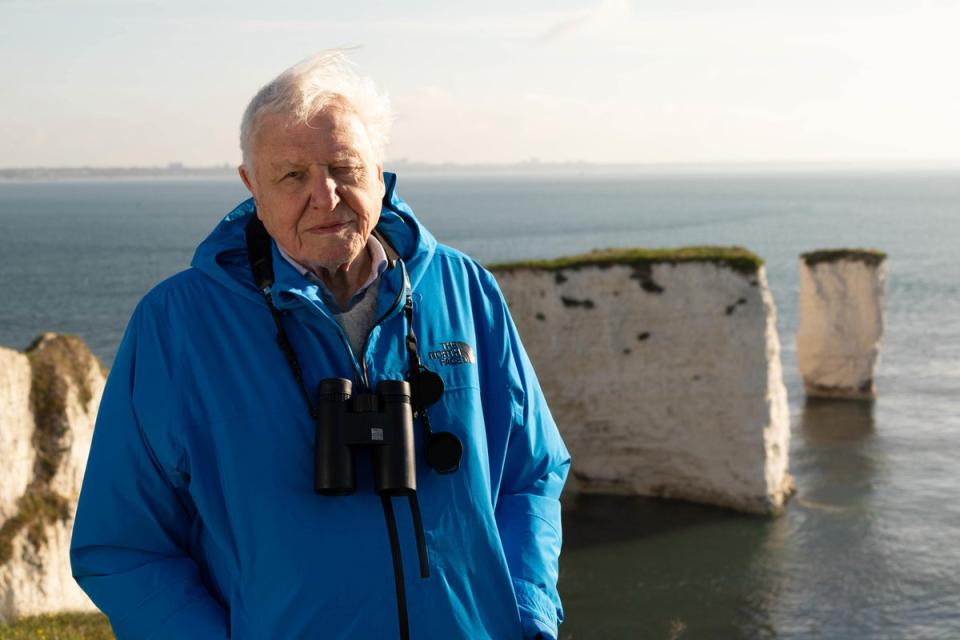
70;52;570;639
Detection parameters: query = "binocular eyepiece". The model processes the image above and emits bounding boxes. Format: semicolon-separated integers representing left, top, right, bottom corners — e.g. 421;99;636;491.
314;378;417;496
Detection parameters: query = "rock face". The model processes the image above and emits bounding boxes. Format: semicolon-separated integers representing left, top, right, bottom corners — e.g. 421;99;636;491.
492;247;793;515
0;334;104;622
797;250;886;400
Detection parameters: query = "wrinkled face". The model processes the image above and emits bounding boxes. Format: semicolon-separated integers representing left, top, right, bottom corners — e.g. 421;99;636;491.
240;104;385;274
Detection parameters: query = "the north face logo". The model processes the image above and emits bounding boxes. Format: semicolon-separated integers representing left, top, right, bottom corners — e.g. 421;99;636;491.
428;342;476;366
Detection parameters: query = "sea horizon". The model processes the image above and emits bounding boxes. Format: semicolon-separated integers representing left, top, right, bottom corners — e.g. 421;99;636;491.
3;159;960;183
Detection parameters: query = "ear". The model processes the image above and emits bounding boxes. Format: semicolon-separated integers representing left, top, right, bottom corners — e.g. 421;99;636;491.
376;164;385;198
238;164;256;196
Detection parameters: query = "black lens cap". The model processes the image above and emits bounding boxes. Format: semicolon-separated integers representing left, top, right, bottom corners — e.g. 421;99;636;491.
412;368;444;409
424;432;462;474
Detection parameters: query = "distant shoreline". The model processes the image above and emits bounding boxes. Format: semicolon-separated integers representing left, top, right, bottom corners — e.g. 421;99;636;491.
2;160;960;182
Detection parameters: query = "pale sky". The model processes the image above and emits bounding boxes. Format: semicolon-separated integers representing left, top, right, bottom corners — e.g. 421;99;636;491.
2;0;959;167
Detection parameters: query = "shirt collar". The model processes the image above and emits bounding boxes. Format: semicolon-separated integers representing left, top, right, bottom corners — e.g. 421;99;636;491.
277;235;388;313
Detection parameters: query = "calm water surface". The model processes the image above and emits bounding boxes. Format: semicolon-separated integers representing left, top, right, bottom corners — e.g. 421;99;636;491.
1;172;958;638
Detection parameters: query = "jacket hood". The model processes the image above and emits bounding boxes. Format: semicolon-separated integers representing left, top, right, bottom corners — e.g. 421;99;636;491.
190;172;437;299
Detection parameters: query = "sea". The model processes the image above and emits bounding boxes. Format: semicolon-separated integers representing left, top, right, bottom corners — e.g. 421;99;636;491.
1;171;958;639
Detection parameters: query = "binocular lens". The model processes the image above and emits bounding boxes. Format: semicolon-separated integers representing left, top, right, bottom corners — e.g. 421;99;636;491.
318;378;352;398
376;379;412;401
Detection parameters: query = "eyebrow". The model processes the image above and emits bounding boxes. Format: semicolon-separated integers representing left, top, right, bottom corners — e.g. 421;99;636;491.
329;151;365;164
270;152;365;171
270;160;306;171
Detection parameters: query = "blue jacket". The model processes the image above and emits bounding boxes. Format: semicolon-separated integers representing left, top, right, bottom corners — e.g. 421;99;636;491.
70;173;570;639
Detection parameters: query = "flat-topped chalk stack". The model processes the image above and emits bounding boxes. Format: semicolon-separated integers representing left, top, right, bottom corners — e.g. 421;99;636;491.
0;334;103;622
797;249;887;400
491;246;793;515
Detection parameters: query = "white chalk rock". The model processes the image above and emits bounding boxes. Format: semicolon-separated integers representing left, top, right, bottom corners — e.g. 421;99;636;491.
493;248;792;515
0;334;104;622
0;347;35;525
797;250;886;399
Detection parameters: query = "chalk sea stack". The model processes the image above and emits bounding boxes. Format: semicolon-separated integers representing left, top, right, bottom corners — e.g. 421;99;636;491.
798;249;886;400
492;246;793;515
0;334;103;622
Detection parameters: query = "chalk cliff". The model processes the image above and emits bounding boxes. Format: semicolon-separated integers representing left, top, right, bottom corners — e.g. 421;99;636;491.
492;247;793;514
0;334;103;622
797;249;886;400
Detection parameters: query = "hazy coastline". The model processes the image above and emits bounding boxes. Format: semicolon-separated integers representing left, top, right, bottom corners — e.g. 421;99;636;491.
3;159;960;182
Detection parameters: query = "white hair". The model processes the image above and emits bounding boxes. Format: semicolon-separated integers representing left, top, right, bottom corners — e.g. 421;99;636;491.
240;50;393;168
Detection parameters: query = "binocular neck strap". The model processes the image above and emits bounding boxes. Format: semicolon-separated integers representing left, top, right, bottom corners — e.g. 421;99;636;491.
245;216;317;420
403;294;422;372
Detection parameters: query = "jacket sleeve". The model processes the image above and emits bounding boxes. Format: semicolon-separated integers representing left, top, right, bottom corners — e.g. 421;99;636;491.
482;272;572;640
70;301;229;639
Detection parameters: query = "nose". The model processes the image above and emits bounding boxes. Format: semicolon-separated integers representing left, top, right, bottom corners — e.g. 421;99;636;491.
309;170;340;211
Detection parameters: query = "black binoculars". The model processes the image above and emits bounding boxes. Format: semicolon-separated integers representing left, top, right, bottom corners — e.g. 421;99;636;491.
314;378;417;496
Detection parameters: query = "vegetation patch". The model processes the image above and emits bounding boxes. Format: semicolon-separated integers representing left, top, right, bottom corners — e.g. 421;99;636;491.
0;492;70;565
490;246;763;276
801;248;886;267
27;335;96;484
0;611;114;639
0;335;100;566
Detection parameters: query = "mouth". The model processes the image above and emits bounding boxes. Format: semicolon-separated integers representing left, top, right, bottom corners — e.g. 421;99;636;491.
305;221;352;234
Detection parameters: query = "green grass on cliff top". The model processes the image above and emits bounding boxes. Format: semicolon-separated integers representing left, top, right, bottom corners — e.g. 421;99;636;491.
489;246;763;275
800;248;887;266
0;612;113;640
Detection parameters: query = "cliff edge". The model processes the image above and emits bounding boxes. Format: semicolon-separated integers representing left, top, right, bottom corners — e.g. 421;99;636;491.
492;247;793;514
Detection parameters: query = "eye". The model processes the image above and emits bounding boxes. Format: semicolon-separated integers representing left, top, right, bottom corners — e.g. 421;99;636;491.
332;165;362;177
284;170;303;180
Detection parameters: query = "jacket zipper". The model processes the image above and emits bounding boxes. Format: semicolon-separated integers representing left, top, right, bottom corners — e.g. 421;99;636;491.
302;259;409;392
357;260;410;391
